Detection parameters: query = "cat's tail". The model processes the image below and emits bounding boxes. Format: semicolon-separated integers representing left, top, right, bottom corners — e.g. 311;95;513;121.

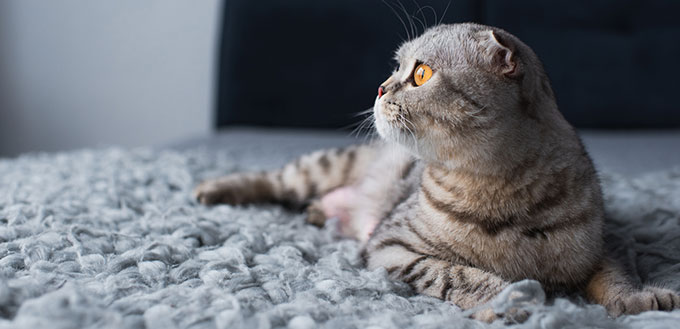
585;257;679;316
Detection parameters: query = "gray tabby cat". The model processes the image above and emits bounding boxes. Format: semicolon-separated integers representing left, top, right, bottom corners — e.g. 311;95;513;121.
194;23;680;321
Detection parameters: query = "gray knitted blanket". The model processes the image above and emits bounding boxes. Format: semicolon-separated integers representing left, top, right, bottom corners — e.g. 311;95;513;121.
1;145;679;329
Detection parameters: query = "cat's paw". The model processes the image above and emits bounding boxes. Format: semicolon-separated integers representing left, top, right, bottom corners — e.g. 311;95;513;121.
502;307;531;324
469;308;529;324
305;200;327;227
193;179;241;205
470;308;497;323
643;287;680;311
605;287;680;316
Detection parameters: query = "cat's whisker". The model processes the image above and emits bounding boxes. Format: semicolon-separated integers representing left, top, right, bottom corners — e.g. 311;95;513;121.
349;107;373;124
362;115;378;142
397;113;419;154
406;1;427;34
357;116;377;144
353;116;373;139
354;107;375;117
420;5;438;28
346;112;373;139
382;0;411;41
410;15;426;35
405;123;419;155
363;119;376;142
411;0;428;28
342;118;367;137
438;1;452;25
412;1;439;32
341;120;361;132
393;0;416;40
364;121;378;142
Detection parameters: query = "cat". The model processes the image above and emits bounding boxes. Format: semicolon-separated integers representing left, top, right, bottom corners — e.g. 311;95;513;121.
194;23;680;321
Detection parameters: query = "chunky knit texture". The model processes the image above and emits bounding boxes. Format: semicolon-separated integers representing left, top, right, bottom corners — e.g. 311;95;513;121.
1;145;679;329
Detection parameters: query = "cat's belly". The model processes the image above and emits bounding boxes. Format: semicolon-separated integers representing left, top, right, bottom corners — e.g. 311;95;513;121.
319;186;382;242
318;144;417;242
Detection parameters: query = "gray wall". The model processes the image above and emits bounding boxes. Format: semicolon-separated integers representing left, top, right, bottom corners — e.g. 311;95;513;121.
0;0;222;157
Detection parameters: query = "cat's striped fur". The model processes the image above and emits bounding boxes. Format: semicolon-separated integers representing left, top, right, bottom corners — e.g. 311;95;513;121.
195;23;679;321
195;144;375;209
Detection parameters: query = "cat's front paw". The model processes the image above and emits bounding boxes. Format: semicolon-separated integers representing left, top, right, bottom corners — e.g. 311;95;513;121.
643;287;680;311
305;200;327;227
503;307;531;324
469;308;529;324
193;179;242;205
605;287;680;316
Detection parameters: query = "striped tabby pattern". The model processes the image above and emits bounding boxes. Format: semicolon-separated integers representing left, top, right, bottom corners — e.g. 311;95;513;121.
195;23;679;322
195;144;375;209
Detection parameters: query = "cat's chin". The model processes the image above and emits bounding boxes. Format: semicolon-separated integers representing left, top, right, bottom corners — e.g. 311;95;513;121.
373;114;400;145
373;98;401;143
373;117;389;141
372;100;389;139
374;119;421;159
373;98;423;157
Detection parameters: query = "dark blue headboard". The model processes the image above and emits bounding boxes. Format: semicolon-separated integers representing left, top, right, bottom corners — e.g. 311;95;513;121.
216;0;680;129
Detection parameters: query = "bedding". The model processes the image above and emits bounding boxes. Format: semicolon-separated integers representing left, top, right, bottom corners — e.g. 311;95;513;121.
1;128;679;328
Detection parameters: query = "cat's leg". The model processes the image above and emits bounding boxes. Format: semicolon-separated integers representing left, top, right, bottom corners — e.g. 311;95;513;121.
194;144;376;208
365;244;512;322
585;258;680;316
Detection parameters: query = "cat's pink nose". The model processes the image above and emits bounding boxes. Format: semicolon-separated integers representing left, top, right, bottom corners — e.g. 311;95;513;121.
378;86;385;98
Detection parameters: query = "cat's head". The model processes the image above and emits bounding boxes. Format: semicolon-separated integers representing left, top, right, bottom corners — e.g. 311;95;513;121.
373;23;568;169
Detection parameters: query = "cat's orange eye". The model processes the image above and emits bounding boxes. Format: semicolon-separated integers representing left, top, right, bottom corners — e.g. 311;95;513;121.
413;63;433;86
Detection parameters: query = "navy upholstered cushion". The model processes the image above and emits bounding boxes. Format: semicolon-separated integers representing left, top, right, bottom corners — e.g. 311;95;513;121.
216;0;680;129
485;0;680;128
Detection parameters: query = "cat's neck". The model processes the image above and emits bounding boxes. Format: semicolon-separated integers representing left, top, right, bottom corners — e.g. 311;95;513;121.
424;154;542;193
420;153;554;221
421;126;563;198
430;101;578;176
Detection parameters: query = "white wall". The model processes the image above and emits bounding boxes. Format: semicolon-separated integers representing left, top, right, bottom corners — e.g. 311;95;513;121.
0;0;222;157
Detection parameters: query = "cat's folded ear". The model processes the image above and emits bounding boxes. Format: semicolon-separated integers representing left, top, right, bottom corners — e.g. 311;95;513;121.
478;30;519;78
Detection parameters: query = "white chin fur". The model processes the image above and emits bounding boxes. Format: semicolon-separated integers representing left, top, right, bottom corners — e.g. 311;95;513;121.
373;97;425;159
373;97;394;142
375;102;412;146
373;97;385;137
